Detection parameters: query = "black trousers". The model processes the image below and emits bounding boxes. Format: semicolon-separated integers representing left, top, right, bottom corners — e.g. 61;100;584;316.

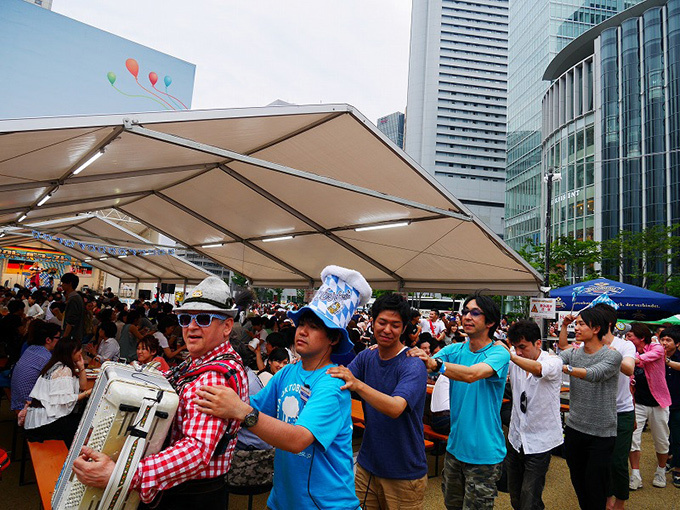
139;476;228;510
506;445;552;510
564;426;616;510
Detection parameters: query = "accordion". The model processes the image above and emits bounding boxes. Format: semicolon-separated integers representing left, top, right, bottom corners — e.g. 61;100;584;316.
52;362;179;510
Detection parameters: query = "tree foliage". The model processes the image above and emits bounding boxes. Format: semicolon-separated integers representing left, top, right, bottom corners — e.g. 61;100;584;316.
516;224;680;298
230;272;248;289
601;224;680;295
517;236;601;289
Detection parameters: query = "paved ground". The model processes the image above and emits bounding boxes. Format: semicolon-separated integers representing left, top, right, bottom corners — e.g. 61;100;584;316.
1;395;676;509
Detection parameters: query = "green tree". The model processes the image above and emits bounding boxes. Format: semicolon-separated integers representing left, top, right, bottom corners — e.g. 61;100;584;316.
517;236;601;289
550;236;601;287
230;272;248;289
601;224;680;296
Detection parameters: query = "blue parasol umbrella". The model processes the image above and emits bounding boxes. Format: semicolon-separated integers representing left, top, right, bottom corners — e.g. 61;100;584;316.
549;278;680;321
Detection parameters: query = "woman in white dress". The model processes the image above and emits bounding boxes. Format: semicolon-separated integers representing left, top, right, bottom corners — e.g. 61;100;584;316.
24;336;92;447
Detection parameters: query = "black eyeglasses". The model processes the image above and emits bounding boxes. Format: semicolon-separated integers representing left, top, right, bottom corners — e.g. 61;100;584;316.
461;308;485;318
177;313;227;328
520;391;527;413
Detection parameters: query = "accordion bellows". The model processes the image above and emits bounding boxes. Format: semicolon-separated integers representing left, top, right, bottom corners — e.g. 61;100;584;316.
53;362;179;510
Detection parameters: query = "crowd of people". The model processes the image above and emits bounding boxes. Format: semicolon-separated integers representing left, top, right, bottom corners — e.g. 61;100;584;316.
1;266;679;510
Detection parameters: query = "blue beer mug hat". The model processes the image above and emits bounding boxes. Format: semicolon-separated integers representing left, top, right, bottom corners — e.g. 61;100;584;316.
288;265;372;355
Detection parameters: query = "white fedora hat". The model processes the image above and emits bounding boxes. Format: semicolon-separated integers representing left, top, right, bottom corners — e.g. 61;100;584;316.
175;276;238;316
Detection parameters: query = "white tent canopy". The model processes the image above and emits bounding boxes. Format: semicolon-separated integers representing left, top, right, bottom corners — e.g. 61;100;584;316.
0;214;213;284
0;104;542;295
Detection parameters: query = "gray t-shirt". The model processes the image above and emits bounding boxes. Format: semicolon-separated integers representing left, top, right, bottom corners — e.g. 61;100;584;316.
560;345;622;437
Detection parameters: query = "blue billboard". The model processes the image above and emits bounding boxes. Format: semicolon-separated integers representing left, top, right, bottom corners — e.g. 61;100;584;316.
0;0;195;119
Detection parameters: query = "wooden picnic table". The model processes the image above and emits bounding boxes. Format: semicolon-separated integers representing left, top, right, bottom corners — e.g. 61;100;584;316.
351;399;364;424
28;440;68;510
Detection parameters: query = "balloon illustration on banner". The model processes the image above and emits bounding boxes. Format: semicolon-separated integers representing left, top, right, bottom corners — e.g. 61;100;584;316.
125;58;139;78
106;58;188;110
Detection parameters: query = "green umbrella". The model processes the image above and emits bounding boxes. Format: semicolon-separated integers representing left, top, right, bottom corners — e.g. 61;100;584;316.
618;314;680;326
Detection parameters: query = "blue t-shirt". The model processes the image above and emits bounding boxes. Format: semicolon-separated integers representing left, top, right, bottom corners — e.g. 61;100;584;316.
349;348;428;479
250;362;359;510
433;341;510;464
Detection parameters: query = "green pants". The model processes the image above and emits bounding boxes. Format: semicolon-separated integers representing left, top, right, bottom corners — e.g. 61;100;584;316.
608;411;635;501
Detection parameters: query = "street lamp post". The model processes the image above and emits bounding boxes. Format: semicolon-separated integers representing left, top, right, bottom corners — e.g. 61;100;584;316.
543;168;561;339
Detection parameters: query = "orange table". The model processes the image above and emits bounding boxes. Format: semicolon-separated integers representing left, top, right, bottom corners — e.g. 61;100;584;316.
28;440;68;510
351;399;364;424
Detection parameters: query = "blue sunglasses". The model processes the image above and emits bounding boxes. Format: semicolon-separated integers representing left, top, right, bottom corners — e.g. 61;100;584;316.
177;313;228;328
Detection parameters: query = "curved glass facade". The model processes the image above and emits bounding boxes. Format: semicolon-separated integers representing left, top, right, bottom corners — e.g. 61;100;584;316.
542;0;680;281
542;56;596;259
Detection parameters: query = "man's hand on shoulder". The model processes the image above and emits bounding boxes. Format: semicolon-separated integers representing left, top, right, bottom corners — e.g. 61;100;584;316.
327;366;362;391
195;385;250;421
72;446;115;489
408;347;437;371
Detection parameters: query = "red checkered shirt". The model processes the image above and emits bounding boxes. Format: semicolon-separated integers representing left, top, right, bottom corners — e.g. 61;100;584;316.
131;341;248;503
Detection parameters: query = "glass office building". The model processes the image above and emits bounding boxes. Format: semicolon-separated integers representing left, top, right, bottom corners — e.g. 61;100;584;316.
505;0;642;249
542;0;680;279
377;112;405;149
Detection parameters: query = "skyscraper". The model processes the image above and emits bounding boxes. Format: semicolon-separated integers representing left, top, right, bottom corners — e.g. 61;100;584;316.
405;0;509;237
504;0;643;249
377;112;405;149
23;0;51;9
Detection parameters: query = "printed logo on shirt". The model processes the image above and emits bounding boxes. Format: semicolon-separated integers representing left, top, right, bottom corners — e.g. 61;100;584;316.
278;383;302;424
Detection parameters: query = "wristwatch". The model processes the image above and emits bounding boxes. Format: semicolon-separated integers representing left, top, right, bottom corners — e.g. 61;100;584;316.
566;364;574;374
434;358;444;373
242;408;259;428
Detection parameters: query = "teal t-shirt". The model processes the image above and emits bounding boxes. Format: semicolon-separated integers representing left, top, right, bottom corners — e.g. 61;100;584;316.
433;341;510;464
250;362;359;510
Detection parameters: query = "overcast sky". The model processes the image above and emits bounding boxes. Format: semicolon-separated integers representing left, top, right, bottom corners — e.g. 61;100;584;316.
53;1;412;124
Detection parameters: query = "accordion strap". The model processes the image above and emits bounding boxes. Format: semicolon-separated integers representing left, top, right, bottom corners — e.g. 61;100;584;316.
101;397;160;510
174;354;245;458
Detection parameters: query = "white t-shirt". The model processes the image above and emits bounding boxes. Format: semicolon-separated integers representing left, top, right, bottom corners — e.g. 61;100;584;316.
420;319;444;338
258;370;274;387
610;336;636;413
98;337;120;361
26;303;45;319
430;374;450;413
508;351;564;455
153;331;170;350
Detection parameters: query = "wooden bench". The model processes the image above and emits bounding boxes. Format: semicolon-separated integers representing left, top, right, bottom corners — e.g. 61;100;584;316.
27;440;68;509
423;424;449;476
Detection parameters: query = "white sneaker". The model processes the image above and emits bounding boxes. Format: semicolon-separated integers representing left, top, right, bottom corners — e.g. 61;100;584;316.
653;471;667;488
630;473;643;490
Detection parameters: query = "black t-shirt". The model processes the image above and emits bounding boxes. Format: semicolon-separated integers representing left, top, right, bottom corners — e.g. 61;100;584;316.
0;314;24;365
634;365;659;407
401;322;418;346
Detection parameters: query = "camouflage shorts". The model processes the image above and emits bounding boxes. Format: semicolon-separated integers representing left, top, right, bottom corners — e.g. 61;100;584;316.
226;448;275;487
441;452;502;510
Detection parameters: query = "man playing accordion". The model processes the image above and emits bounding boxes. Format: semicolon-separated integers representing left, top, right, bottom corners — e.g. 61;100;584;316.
73;277;249;509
